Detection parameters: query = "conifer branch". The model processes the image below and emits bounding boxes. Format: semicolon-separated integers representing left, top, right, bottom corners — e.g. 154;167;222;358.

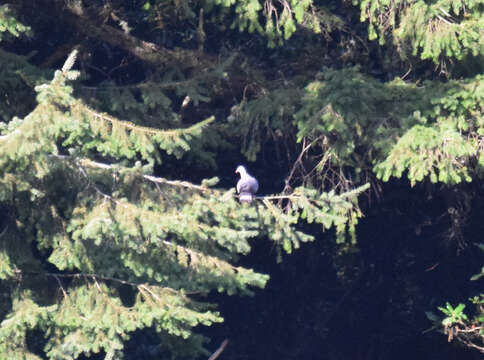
160;239;242;274
143;174;209;192
17;269;179;293
260;194;304;200
261;183;370;202
82;104;214;137
18;0;213;68
62;49;78;73
72;157;209;191
16;246;248;294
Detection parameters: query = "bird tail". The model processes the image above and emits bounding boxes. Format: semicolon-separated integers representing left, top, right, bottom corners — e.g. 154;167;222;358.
239;193;255;203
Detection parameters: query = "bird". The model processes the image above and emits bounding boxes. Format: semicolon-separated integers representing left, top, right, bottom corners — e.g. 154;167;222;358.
235;165;259;203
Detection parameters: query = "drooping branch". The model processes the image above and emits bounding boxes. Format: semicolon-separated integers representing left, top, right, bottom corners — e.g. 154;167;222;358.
17;0;214;68
62;9;186;66
50;155;210;192
16;269;151;288
78;158;209;192
82;104;214;137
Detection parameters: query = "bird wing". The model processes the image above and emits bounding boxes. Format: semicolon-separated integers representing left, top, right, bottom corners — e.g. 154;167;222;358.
237;175;259;194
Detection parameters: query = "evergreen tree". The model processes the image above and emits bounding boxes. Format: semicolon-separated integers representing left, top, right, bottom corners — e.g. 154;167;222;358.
1;0;483;357
0;47;365;358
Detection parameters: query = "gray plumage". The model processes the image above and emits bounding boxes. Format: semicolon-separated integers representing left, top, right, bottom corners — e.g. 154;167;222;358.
235;165;258;203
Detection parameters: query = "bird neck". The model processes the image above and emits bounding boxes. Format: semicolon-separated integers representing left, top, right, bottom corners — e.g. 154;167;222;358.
238;168;248;177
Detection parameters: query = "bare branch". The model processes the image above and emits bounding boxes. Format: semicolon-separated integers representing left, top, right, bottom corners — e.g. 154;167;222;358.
50;155;210;192
208;339;229;360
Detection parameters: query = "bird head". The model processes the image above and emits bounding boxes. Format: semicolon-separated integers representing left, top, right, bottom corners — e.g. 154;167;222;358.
235;165;246;175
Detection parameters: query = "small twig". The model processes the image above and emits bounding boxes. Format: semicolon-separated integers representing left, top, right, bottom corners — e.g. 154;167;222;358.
92;275;103;292
76;160;113;199
424;263;439;271
436;14;453;25
401;66;412;80
261;194;302;200
54;275;68;299
283;137;315;193
22;270;141;288
0;225;7;238
208;339;229;360
456;326;483;333
154;181;176;207
138;284;162;303
458;336;484;353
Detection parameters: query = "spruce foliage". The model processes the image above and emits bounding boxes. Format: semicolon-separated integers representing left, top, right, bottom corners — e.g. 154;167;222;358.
1;0;483;357
0;4;30;41
0;51;366;358
357;0;484;62
293;68;484;186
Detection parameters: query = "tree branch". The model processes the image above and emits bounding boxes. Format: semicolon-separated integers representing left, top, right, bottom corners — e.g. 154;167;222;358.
208;339;229;360
18;0;214;68
49;155;210;192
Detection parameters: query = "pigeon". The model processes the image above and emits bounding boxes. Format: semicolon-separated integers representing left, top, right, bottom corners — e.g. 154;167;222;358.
235;165;259;203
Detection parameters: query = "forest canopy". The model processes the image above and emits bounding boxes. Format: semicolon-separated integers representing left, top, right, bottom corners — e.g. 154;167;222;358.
0;0;483;359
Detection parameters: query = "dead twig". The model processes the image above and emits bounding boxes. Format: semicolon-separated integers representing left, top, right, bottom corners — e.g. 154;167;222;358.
208;339;229;360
